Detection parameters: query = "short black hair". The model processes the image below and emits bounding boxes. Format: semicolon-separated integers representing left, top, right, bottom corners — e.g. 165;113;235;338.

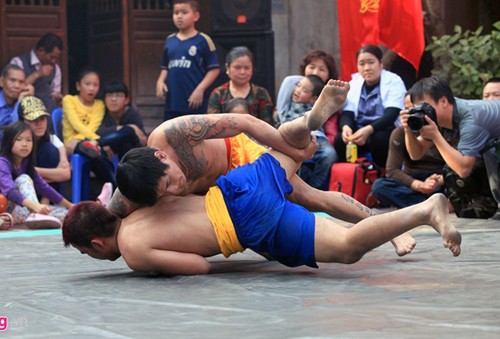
226;46;254;66
36;33;63;53
305;75;325;97
173;0;199;12
356;44;383;62
1;63;24;78
103;80;129;97
116;147;168;206
224;97;250;113
76;67;100;83
411;76;455;105
484;77;500;85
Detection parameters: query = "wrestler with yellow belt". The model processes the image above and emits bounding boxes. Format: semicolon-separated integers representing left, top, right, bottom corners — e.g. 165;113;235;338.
62;81;461;276
110;79;417;257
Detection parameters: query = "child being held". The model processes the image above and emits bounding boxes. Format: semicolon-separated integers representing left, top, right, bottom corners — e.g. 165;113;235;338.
279;75;338;190
280;75;325;123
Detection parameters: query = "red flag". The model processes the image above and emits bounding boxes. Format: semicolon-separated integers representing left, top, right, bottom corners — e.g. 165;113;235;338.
337;0;424;80
337;0;379;80
378;0;425;72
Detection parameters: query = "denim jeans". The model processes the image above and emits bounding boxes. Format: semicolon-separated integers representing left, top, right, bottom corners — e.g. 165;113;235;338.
98;125;140;159
371;172;442;208
298;136;338;190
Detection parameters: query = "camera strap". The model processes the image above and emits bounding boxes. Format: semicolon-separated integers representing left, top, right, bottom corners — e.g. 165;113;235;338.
480;137;500;162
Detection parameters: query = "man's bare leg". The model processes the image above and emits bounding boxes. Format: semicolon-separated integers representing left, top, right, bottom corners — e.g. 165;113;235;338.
288;176;373;221
279;79;350;149
274;78;416;256
287;178;416;256
314;193;461;264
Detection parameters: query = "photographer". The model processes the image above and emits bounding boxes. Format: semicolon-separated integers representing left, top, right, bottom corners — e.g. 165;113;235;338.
401;77;500;218
372;93;446;209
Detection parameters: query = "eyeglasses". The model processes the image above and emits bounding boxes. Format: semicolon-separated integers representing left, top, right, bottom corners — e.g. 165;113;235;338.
105;93;126;99
295;82;312;95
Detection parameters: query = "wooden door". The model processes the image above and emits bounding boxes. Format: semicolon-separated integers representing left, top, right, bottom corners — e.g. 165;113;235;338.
87;0;124;86
0;0;68;94
86;0;174;131
127;0;175;131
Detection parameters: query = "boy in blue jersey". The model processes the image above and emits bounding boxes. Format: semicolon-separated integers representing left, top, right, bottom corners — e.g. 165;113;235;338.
156;0;220;121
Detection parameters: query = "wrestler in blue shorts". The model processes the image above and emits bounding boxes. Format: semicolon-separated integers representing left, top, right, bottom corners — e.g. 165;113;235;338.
217;153;318;268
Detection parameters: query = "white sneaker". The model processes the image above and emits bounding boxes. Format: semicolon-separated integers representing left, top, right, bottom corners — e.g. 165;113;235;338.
25;213;62;229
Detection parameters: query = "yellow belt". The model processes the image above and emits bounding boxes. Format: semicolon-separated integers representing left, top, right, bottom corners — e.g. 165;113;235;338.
205;186;244;257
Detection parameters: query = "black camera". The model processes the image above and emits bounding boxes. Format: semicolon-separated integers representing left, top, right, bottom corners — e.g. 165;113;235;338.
407;102;437;132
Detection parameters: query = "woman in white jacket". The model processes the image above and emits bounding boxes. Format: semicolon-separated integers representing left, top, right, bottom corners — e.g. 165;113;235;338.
334;44;406;167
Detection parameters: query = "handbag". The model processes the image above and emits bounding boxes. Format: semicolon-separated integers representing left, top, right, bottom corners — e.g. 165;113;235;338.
329;157;385;207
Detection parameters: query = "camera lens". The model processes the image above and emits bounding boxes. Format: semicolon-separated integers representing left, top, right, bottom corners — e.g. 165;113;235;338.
407;113;425;131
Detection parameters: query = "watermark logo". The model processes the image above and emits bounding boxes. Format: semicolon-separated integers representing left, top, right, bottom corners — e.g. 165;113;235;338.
0;316;7;331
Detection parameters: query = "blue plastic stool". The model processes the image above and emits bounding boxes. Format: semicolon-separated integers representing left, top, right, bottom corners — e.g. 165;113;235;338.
52;108;117;203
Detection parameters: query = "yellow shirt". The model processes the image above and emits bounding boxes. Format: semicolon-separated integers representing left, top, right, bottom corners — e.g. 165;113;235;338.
205;186;244;257
62;94;105;144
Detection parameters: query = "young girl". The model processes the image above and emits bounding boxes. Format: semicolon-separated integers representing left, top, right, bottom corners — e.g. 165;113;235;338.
19;96;71;195
62;68;116;188
62;68;103;156
0;122;72;229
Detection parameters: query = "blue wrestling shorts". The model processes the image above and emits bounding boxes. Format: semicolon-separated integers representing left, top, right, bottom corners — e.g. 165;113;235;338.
216;153;318;268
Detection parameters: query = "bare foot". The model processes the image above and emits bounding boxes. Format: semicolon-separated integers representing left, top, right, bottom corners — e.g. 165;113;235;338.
425;193;462;256
390;232;417;256
306;79;350;130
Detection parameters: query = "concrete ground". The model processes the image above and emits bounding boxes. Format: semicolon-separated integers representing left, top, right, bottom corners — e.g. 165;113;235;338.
1;210;499;338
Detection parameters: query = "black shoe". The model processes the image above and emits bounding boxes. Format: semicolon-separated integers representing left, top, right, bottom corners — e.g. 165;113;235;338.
77;141;100;158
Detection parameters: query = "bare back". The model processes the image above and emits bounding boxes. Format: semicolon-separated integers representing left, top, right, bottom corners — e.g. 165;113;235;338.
109;114;272;219
118;194;221;261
